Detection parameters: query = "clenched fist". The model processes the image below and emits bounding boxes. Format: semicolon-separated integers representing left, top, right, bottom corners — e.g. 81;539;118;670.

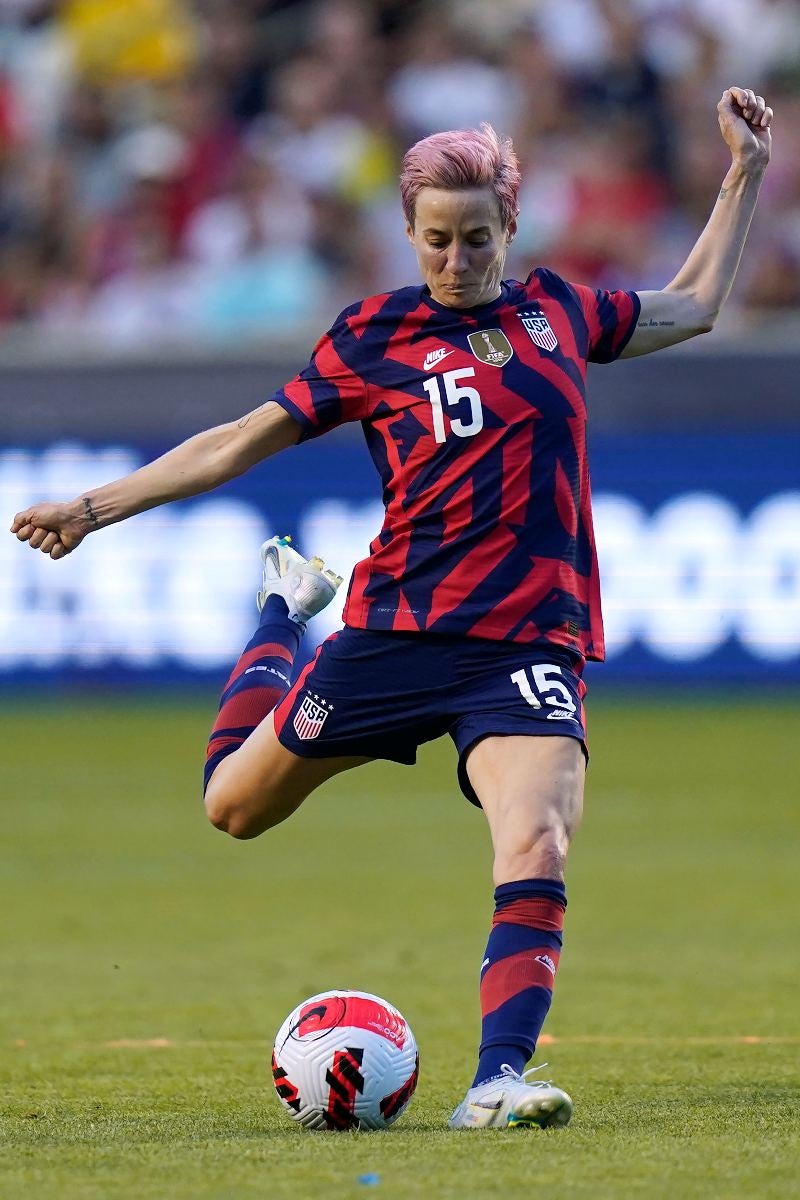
718;86;772;170
10;499;95;559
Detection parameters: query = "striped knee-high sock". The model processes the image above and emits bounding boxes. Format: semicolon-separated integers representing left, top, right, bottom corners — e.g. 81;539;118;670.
472;878;566;1087
204;595;302;793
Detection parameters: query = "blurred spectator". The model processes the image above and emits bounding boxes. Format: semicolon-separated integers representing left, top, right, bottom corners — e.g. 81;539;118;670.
59;84;126;218
545;120;670;287
529;0;616;74
0;0;798;346
184;140;314;268
198;3;269;126
574;6;673;182
310;190;379;301
87;123;190;283
306;0;387;121
83;218;199;347
196;242;330;339
388;8;523;140
694;0;800;87
252;53;390;199
2;2;72;147
161;72;240;235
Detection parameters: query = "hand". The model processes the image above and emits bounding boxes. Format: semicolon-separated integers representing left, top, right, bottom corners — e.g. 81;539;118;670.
718;87;772;170
10;501;91;559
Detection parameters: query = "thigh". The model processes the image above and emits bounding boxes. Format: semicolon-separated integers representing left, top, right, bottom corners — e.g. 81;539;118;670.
450;648;588;807
206;713;371;837
464;734;586;884
274;628;451;765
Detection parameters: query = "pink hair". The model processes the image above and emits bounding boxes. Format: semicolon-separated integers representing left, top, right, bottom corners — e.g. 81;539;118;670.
400;123;521;230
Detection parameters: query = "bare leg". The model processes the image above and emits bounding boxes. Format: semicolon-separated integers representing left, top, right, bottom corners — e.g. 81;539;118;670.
204;712;371;839
455;733;585;1102
465;734;585;883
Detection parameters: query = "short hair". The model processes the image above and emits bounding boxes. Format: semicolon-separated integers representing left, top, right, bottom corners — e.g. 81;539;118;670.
400;123;521;230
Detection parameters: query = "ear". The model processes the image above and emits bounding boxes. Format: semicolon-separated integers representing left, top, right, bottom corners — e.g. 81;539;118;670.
405;221;415;245
506;218;517;244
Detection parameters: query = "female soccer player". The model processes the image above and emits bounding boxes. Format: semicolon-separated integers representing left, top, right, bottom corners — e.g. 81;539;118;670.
12;87;772;1130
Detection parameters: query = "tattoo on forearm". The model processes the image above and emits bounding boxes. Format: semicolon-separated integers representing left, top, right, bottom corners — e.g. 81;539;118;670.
637;319;677;328
719;186;728;200
238;404;265;429
82;497;100;528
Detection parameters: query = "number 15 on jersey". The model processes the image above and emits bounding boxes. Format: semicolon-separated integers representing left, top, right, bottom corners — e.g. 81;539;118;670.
423;367;484;443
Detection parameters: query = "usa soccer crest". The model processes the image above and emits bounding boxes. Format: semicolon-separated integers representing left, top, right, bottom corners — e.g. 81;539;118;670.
518;309;558;352
293;695;330;741
467;328;514;367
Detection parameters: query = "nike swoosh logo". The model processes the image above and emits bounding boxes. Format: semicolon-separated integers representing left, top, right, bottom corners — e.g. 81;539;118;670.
423;349;454;371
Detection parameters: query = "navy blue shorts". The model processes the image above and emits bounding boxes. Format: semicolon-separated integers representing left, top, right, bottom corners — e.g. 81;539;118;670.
274;628;587;807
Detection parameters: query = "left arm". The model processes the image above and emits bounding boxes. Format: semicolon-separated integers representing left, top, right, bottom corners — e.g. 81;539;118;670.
621;86;772;358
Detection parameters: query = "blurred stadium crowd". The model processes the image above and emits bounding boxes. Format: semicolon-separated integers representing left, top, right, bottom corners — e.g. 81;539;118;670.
0;0;798;348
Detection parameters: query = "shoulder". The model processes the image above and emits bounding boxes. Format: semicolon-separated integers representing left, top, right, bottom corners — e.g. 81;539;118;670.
521;266;583;309
312;285;424;371
328;285;424;335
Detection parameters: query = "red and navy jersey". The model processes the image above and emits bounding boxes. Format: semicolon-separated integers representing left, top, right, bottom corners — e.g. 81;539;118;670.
271;269;639;662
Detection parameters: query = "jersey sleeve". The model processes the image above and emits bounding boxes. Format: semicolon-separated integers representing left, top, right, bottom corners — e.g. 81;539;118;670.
568;283;641;364
270;308;369;441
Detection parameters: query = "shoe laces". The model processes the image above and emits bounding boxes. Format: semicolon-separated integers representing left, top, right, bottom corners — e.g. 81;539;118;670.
500;1062;552;1087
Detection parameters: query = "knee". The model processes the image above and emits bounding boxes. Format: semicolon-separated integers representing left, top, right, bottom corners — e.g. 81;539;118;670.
513;805;579;853
204;784;262;840
539;812;577;853
494;813;577;882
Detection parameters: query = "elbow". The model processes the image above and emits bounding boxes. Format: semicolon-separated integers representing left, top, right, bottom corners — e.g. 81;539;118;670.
689;299;718;337
664;284;718;338
698;301;720;334
686;304;717;338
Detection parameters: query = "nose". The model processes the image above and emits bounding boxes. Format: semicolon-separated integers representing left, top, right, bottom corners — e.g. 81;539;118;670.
445;240;469;275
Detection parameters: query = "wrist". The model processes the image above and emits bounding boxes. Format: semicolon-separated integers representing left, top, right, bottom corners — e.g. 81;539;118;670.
74;495;102;533
727;153;768;181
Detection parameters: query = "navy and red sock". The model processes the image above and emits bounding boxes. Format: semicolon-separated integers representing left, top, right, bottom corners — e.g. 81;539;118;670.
204;595;301;793
472;878;566;1088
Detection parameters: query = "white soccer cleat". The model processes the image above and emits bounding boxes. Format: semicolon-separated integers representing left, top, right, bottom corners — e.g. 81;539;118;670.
257;535;343;626
448;1063;573;1131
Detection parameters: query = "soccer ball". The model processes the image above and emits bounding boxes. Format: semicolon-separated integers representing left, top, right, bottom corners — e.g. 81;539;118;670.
271;989;419;1131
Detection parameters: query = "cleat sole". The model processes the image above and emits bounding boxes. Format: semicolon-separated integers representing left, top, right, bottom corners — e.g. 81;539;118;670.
306;558;343;590
507;1096;572;1130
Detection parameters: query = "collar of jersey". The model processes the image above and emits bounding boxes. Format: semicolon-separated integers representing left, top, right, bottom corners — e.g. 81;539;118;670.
420;280;516;318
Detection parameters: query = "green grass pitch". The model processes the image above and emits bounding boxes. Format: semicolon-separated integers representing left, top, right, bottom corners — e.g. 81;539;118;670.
2;696;799;1199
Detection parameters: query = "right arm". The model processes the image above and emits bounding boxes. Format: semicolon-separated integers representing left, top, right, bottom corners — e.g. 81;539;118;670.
11;401;301;559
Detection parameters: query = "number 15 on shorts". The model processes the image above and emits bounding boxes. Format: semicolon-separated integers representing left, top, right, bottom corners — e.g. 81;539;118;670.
510;665;577;715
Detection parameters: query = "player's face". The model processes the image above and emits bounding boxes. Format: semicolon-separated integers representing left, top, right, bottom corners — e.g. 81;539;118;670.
406;186;515;308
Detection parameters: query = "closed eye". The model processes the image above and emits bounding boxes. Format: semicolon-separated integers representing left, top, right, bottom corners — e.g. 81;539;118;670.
426;238;490;249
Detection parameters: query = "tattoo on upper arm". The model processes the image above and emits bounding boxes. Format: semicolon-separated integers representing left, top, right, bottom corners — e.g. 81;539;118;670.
719;186;728;200
637;319;677;329
238;404;266;429
82;497;100;528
